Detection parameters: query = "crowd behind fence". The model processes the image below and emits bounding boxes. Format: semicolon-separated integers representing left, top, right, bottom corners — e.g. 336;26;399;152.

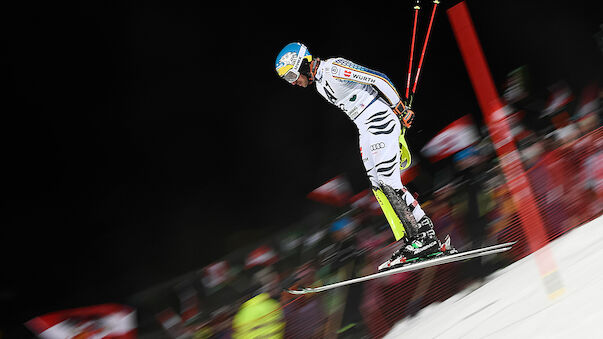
129;83;602;338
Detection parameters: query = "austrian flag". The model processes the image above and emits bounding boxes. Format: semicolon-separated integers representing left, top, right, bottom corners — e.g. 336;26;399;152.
25;304;136;339
344;70;351;77
421;115;480;162
307;175;352;207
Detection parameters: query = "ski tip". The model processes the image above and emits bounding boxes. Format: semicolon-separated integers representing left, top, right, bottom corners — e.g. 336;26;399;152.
286;288;313;295
492;241;516;249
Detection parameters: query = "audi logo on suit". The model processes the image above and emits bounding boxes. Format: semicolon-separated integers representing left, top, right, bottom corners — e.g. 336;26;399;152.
370;142;386;151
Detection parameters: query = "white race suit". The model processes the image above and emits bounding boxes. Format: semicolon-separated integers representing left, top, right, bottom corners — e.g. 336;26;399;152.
313;57;426;222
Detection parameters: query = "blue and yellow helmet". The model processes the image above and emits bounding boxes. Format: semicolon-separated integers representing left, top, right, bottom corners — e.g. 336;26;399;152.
275;42;312;83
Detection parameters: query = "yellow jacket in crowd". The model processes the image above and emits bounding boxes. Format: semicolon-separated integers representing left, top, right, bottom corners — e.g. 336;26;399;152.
232;293;285;339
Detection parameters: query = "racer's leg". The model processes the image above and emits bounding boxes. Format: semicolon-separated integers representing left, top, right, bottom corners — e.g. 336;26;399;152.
356;100;426;239
359;129;406;240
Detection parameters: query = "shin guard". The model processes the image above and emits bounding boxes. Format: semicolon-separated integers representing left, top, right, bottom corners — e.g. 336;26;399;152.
380;184;420;239
372;187;406;241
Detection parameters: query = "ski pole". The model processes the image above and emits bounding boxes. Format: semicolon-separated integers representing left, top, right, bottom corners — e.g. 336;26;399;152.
405;0;421;100
409;0;440;108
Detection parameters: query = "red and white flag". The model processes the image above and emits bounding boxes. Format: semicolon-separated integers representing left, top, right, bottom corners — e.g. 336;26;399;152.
245;245;278;269
421;115;480;162
576;83;600;119
202;260;230;290
542;82;574;117
350;189;381;215
156;308;190;339
306;175;352;207
25;304;136;339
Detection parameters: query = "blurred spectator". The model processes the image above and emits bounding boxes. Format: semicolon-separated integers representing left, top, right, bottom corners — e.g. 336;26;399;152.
315;215;366;338
450;146;497;279
520;134;569;239
582;138;603;216
156;307;193;339
232;292;285;339
231;246;286;339
282;262;327;338
201;261;230;294
244;245;283;301
576;111;601;136
541;81;575;122
245;245;278;271
574;83;601;135
429;185;466;248
484;170;529;260
315;216;359;273
451;146;496;246
568;127;603;223
359;230;410;338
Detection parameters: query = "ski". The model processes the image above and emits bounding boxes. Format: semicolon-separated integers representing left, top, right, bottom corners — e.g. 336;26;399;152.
287;241;515;295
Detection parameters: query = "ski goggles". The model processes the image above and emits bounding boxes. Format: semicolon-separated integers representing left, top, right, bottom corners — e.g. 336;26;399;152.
282;69;301;83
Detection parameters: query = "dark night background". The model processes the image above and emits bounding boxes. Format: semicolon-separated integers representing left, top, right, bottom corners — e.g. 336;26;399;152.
2;0;601;335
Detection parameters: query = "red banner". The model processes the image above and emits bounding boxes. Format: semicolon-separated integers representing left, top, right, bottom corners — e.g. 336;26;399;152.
421;115;480;162
25;304;136;339
306;175;352;207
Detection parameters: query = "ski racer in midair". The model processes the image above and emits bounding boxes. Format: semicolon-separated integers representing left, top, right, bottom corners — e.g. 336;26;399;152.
275;42;454;271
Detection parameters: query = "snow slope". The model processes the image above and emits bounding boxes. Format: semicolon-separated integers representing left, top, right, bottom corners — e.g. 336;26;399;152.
385;215;603;338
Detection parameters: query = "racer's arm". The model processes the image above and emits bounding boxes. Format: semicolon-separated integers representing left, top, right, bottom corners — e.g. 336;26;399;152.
331;59;401;106
332;59;414;127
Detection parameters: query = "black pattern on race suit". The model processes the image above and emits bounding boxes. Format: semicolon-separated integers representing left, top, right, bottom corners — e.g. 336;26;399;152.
375;154;398;178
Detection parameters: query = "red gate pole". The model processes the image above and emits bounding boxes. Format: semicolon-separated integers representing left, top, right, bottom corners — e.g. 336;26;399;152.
447;1;564;299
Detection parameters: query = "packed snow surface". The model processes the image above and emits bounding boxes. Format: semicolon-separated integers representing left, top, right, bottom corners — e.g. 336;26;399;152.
385;215;603;338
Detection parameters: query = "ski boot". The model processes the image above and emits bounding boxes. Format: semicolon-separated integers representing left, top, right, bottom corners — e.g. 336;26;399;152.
378;216;456;271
